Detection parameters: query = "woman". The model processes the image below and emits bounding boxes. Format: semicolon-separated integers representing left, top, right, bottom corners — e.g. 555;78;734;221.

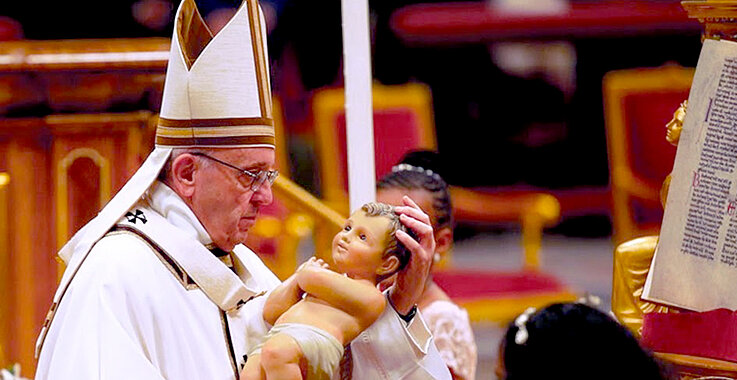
498;302;672;380
377;150;477;380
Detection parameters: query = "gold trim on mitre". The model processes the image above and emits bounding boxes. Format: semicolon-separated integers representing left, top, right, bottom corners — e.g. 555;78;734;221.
157;0;275;148
177;0;214;69
156;118;275;147
246;0;272;120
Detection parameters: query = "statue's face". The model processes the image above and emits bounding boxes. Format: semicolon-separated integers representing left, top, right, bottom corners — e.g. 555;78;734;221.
666;102;688;145
331;210;391;281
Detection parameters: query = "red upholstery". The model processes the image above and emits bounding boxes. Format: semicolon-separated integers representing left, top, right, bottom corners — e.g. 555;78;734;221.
622;90;687;228
334;109;426;189
604;66;693;243
624;92;683;185
643;309;737;363
391;1;699;42
0;17;22;41
434;269;567;300
312;83;437;211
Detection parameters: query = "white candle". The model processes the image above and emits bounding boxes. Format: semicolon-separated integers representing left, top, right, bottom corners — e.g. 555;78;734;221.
341;0;376;212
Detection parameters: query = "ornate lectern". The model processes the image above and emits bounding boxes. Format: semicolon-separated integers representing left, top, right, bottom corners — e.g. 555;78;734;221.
612;1;737;378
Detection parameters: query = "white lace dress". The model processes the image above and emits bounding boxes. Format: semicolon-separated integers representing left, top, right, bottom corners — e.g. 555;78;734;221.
422;300;478;380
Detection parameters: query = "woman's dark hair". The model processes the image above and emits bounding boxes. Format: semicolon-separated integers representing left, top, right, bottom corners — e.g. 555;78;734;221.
502;303;671;380
377;150;452;230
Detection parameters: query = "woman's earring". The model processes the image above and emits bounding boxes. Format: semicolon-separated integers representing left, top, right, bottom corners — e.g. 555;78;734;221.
433;253;441;263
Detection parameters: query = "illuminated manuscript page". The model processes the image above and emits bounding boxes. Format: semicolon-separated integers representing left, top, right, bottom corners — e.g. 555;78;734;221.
645;38;737;311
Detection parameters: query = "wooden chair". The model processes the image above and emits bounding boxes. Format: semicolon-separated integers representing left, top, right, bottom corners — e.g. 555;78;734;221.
603;65;694;245
313;82;437;214
312;82;562;268
312;82;576;323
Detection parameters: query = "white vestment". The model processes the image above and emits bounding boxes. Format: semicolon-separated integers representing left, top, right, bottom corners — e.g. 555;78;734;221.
35;182;280;380
36;181;450;380
342;300;452;380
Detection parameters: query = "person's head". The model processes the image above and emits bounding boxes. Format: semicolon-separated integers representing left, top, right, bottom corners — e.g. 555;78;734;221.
331;202;412;283
159;147;277;252
498;302;668;380
377;150;453;259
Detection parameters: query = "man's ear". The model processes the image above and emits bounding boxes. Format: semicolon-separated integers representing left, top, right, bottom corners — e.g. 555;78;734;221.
169;154;198;197
435;227;453;257
377;255;400;277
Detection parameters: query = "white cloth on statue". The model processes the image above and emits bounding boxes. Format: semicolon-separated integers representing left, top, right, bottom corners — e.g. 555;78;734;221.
340;295;453;380
422;300;477;380
35;181;280;380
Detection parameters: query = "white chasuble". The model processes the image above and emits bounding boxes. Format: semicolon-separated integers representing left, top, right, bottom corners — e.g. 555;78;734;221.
35;182;280;380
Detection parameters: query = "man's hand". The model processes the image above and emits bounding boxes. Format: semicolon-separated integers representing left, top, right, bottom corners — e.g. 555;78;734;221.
389;196;435;315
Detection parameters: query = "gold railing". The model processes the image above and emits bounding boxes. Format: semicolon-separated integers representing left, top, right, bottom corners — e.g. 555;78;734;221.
272;176;345;229
450;187;561;270
271;176;345;265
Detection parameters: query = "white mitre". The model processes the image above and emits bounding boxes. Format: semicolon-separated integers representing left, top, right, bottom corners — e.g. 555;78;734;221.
57;0;274;267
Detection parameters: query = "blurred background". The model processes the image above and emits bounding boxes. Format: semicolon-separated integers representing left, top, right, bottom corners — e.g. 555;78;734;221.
0;0;704;378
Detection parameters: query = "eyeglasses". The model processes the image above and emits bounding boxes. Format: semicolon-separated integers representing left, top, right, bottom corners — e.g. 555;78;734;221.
191;152;279;192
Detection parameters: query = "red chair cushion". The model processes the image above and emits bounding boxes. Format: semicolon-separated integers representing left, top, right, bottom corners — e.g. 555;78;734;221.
433;269;568;301
642;308;737;363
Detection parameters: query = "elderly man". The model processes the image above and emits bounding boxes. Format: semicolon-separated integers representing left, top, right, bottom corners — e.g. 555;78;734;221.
35;1;449;379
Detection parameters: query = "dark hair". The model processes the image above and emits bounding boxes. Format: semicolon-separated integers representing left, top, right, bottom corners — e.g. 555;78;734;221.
361;202;413;280
377;150;452;231
502;303;670;380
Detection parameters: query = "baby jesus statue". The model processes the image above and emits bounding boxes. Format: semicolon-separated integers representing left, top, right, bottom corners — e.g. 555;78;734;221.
241;202;413;380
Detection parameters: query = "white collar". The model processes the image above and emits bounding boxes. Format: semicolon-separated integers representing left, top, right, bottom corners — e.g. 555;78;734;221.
145;180;214;247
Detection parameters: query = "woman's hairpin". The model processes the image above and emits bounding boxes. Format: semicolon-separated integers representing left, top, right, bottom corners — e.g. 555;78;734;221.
576;293;601;307
392;163;443;182
514;307;537;345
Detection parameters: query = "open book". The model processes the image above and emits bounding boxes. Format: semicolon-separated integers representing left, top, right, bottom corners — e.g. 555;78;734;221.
645;38;737;311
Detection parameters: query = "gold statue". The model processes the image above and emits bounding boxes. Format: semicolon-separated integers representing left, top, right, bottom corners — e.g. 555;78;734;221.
611;101;688;337
665;100;688;146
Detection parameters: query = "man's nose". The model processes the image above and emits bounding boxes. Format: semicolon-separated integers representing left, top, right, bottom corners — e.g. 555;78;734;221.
251;181;273;206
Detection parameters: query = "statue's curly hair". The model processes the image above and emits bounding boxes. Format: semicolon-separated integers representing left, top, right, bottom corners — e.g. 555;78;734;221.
361;202;414;279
